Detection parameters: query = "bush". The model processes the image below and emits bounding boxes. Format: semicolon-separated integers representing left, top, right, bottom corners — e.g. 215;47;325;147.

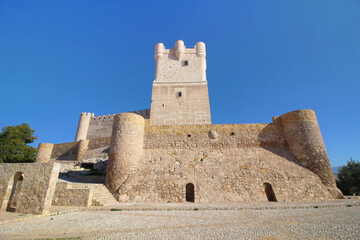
0;124;37;163
336;158;360;195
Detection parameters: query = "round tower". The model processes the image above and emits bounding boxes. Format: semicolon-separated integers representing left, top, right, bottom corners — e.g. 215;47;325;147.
175;40;185;60
35;143;54;163
75;112;92;142
105;113;145;196
279;109;343;198
76;139;89;161
196;41;207;81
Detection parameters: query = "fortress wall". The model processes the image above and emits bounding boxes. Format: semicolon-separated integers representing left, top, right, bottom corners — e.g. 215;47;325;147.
144;122;283;149
51;142;78;160
113;122;335;203
85;109;150;140
0;163;60;215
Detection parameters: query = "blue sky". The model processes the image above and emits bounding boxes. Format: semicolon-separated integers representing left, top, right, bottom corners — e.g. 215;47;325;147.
0;1;359;167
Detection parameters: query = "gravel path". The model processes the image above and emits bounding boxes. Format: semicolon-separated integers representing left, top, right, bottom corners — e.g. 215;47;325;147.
0;206;359;240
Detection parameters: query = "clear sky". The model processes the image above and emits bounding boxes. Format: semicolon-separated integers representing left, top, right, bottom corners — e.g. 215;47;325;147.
0;1;359;167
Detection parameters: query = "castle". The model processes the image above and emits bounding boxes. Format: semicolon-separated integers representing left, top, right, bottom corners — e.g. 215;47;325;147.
0;41;343;215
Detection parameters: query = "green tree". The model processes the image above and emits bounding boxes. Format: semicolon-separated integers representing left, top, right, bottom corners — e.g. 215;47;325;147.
336;158;360;195
0;124;38;163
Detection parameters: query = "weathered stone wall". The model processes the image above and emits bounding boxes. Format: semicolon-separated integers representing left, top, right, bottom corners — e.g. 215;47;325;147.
150;41;211;125
52;182;92;207
0;163;60;214
51;142;78;160
109;119;341;203
75;109;150;141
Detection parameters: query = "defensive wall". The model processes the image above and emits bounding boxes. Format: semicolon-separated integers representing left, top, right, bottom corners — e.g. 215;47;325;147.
0;163;60;214
74;109;150;142
44;109;343;203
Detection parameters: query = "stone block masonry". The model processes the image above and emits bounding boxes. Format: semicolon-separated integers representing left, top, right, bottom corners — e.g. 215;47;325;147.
0;163;60;215
150;40;211;125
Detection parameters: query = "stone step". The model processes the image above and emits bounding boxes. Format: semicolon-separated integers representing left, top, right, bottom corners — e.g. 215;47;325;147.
57;181;117;206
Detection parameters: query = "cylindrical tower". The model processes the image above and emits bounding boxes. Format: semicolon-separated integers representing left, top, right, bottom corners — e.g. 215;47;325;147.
154;43;164;81
196;41;207;81
76;139;89;161
105;113;145;196
279;109;343;198
75;112;92;142
175;40;185;60
35;143;54;163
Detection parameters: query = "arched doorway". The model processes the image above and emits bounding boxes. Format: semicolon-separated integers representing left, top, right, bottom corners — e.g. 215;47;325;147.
263;182;277;202
186;183;195;202
7;172;24;212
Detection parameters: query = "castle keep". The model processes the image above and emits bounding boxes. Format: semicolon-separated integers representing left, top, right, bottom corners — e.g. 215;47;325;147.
0;41;343;214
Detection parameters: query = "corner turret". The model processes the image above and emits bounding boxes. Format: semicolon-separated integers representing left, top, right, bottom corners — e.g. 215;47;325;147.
278;109;343;198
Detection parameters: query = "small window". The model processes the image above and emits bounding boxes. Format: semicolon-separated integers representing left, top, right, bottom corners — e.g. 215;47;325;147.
178;92;182;97
184;60;189;66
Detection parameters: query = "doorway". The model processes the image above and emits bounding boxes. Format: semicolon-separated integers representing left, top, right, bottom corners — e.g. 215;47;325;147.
186;183;195;202
263;182;277;202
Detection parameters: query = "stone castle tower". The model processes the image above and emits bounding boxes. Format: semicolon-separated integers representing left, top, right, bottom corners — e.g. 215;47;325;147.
150;40;211;125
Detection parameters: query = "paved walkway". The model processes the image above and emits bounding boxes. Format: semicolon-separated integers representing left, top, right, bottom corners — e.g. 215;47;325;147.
0;199;359;239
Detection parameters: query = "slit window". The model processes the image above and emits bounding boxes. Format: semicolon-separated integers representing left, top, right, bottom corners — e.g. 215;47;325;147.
178;92;182;97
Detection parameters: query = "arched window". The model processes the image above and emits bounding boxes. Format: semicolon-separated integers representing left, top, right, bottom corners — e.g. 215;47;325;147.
186;183;195;202
263;182;277;202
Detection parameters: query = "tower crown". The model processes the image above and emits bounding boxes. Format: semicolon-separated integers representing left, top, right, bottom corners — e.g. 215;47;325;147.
154;40;207;83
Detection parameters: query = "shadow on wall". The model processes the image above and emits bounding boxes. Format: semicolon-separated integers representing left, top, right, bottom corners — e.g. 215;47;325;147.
257;124;303;168
6;172;24;212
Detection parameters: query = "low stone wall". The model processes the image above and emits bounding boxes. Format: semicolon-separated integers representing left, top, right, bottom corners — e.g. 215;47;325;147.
52;182;92;207
0;163;60;215
51;142;77;160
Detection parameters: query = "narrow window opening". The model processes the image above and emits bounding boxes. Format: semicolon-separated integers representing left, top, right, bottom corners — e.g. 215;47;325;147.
184;60;189;66
178;92;182;97
187;134;191;137
186;183;195;202
264;182;277;202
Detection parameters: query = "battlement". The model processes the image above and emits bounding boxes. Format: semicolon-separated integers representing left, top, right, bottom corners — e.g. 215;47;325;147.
80;112;95;117
155;40;206;60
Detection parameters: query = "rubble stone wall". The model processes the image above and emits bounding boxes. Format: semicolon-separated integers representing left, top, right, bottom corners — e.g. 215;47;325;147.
0;163;60;214
52;182;92;207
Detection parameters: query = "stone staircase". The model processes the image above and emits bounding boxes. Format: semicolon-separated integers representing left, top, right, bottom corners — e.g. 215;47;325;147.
64;182;118;206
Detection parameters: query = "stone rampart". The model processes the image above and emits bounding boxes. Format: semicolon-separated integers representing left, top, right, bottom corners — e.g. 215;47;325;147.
0;163;60;214
77;109;150;141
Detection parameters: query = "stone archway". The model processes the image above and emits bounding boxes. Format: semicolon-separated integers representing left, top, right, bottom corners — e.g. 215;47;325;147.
186;183;195;202
263;182;277;202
